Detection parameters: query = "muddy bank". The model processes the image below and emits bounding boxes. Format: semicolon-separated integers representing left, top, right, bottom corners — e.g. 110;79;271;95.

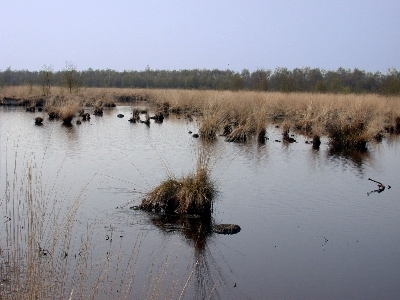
1;96;46;107
1;92;150;107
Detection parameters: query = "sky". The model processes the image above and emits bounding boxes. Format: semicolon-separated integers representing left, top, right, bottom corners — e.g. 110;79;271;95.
1;0;399;73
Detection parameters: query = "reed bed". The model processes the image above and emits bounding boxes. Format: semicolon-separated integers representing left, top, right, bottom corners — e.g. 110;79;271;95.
2;86;400;149
144;89;400;149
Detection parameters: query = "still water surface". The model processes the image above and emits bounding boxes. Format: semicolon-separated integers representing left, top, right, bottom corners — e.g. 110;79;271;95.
1;106;399;299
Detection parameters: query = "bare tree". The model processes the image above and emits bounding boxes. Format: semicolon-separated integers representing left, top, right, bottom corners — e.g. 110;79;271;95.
40;65;53;96
63;62;78;93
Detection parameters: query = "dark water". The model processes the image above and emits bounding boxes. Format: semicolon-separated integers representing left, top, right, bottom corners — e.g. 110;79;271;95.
1;106;399;299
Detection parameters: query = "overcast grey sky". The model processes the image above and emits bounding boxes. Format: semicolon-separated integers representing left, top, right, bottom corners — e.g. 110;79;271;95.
1;0;399;73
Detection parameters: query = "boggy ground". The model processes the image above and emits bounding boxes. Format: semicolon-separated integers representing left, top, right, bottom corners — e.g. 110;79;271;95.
2;86;400;150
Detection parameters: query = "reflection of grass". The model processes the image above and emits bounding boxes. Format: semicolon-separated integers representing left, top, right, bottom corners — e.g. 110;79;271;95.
150;214;212;251
148;214;233;300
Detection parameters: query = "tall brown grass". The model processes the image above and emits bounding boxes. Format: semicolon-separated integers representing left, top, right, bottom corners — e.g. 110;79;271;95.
140;145;218;216
0;152;87;299
0;150;208;299
144;89;400;148
140;165;217;216
2;86;400;147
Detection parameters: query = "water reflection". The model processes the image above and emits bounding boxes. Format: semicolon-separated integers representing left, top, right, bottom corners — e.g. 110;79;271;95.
385;133;400;147
150;214;212;252
327;147;372;175
149;214;230;300
2;107;400;299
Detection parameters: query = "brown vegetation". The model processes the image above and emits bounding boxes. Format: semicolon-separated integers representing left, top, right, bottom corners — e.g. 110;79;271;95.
144;89;400;149
140;166;217;216
2;86;400;149
140;147;218;216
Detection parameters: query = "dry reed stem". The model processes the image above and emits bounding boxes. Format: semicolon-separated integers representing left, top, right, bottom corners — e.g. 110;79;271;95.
0;152;87;299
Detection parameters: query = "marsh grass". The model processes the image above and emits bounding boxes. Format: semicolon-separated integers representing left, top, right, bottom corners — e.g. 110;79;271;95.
141;145;218;216
326;118;368;151
141;166;217;216
44;95;82;123
198;117;220;141
3;86;400;149
323;103;383;151
59;101;79;125
129;108;141;123
145;89;400;150
225;125;252;142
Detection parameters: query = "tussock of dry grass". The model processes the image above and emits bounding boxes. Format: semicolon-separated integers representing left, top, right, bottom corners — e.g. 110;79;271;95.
59;101;79;124
225;126;253;142
198;117;219;140
141;146;218;216
140;167;216;216
44;96;81;124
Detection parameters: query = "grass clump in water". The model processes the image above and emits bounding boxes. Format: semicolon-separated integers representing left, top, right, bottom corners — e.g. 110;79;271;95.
224;118;257;143
140;167;217;216
325;114;369;151
198;117;219;141
141;146;218;216
59;102;79;125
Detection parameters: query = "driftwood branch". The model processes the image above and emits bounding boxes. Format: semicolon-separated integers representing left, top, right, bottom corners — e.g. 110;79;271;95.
367;178;391;196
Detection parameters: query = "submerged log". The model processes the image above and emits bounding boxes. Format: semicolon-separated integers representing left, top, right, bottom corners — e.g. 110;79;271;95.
213;224;241;235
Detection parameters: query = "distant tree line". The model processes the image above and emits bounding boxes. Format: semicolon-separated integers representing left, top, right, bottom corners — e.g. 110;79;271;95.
1;66;400;95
